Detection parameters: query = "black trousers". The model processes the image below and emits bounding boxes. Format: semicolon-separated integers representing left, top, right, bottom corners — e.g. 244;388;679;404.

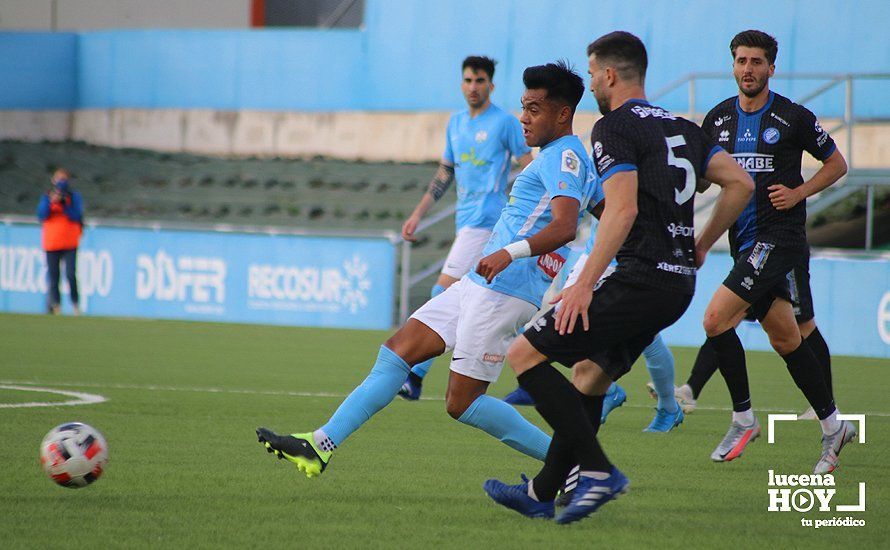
46;248;78;309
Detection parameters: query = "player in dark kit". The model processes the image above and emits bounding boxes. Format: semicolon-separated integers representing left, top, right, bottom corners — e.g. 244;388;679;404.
697;30;853;474
482;31;754;524
676;32;847;420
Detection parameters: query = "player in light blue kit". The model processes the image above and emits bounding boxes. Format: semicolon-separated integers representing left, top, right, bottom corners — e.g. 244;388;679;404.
505;212;684;433
256;62;599;479
399;56;533;400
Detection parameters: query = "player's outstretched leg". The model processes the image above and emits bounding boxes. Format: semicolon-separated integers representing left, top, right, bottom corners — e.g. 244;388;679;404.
257;344;414;476
600;383;626;424
256;428;332;478
397;284;447;400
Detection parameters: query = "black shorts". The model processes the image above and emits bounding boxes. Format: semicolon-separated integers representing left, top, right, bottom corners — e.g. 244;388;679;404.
724;241;804;321
787;247;814;323
524;278;691;381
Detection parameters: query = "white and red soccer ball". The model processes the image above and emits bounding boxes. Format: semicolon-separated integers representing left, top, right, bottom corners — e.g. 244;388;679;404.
40;422;108;488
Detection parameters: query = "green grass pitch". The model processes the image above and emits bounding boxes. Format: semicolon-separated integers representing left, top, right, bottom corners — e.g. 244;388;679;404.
0;313;886;548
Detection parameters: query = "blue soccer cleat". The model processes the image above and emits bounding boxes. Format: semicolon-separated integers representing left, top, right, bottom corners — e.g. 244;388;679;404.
503;385;535;406
397;374;422;401
600;385;627;424
643;403;684;432
556;467;630;525
483;474;555;519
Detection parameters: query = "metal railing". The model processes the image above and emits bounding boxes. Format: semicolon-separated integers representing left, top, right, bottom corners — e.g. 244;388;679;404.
652;72;890;249
397;203;455;324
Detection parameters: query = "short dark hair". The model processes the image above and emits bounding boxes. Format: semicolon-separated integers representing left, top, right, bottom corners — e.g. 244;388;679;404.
730;30;778;65
586;31;648;83
522;60;584;112
462;56;496;80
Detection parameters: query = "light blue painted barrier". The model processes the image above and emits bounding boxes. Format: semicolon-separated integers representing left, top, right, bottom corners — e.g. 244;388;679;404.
1;0;888;114
0;223;395;330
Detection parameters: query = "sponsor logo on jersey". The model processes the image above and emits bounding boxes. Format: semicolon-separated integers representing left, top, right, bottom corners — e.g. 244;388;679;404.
593;141;603;158
666;223;694;237
719;130;730;142
562;149;580;176
770;112;790;127
732;153;775;172
596;154;615;174
714;115;732;126
631;105;676;120
762;127;781;144
740;128;757;142
475;130;488;143
460;147;487;167
558;181;568;190
656;262;695;275
537;251;566;278
815;121;830;147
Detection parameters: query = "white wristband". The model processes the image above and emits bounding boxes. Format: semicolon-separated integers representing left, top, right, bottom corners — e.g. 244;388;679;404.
503;239;531;260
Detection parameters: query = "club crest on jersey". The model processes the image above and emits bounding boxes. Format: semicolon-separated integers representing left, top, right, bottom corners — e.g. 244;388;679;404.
537;251;566;279
762;127;781;144
562;149;580;176
714;115;732;126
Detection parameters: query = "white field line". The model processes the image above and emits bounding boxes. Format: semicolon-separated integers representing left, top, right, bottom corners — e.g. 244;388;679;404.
1;379;887;418
0;384;108;409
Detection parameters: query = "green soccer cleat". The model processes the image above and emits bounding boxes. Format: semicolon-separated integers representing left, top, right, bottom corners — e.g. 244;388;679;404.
256;428;332;478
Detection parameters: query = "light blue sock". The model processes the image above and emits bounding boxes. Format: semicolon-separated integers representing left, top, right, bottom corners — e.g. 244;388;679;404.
410;283;447;379
643;334;678;414
457;394;551;461
320;345;410;446
605;383;618;397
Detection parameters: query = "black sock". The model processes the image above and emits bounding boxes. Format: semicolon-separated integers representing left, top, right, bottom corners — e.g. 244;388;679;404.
686;339;719;399
782;340;836;419
532;393;607;501
805;327;833;401
518;363;608;473
708;329;751;412
407;371;423;386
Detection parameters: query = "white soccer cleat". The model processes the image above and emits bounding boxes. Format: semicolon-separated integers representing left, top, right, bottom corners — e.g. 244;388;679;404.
814;420;857;474
711;418;760;462
674;384;696;414
797;406;818;420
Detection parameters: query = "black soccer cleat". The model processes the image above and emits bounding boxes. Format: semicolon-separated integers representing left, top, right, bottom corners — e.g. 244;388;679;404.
256;427;331;478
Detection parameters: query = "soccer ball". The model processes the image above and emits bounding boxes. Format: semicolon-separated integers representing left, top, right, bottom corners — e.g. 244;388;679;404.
40;422;108;488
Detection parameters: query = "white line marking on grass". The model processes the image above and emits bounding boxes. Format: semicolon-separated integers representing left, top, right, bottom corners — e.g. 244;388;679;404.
1;379;888;418
0;384;108;409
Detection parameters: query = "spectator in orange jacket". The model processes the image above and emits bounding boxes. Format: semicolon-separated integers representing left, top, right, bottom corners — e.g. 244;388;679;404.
37;169;84;315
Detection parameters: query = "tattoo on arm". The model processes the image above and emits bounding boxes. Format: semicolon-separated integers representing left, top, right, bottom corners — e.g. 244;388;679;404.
427;164;455;201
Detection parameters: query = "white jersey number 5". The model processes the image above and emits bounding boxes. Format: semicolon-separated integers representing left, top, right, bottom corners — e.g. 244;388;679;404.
666;135;695;205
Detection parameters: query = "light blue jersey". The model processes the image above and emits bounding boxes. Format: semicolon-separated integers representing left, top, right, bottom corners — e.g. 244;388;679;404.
444;103;532;230
468;135;602;306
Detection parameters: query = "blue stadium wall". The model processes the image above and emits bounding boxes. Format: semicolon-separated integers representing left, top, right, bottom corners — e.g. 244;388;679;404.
1;0;889;115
